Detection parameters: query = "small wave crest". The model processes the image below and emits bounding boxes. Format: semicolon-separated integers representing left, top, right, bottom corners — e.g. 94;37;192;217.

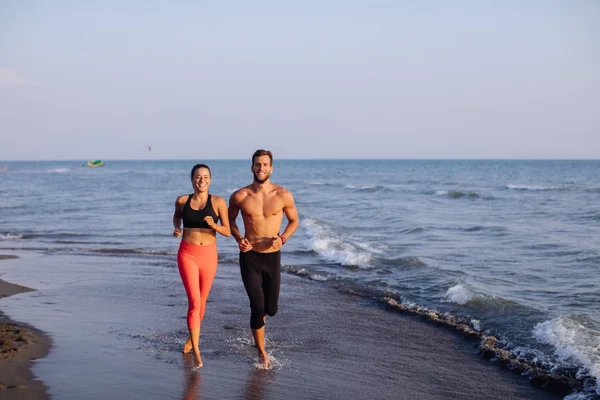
344;184;391;193
444;284;481;305
443;285;523;314
435;190;481;199
46;168;71;173
91;248;174;256
398;227;426;235
505;184;567;191
286;267;333;282
307;181;335;187
462;226;507;235
0;233;24;240
302;218;372;268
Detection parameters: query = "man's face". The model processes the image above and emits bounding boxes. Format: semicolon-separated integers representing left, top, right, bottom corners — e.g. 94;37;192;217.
252;155;272;183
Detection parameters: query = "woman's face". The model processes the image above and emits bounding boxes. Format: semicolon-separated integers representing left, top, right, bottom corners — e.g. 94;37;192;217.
191;167;211;192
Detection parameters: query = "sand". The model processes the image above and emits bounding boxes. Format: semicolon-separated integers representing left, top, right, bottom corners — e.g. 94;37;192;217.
0;255;51;400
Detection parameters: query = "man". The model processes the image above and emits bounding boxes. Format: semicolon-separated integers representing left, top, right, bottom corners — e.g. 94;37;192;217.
228;149;299;368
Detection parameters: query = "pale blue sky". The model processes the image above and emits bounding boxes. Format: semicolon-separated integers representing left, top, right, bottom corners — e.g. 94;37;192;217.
1;1;598;160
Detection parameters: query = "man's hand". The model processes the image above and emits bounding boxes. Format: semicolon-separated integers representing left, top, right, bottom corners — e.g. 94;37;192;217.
270;235;283;251
238;237;253;252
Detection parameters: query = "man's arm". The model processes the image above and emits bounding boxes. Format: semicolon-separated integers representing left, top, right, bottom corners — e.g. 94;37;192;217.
279;190;299;241
228;192;243;242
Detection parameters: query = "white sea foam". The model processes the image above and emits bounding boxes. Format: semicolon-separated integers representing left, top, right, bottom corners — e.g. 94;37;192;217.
308;274;329;282
435;190;448;196
506;184;565;191
302;218;372;268
47;168;70;173
0;233;23;240
533;316;600;395
444;284;477;305
564;392;593;400
344;184;383;191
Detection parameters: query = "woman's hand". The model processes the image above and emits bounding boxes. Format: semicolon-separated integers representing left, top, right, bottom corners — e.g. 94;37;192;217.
203;216;217;229
173;228;182;238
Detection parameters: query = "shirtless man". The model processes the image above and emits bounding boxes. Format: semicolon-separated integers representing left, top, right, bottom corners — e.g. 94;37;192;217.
228;149;299;368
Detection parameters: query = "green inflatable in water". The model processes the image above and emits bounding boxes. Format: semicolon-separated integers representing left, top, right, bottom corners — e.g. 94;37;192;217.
87;160;104;168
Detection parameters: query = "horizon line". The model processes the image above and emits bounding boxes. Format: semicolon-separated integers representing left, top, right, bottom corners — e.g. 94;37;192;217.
1;157;599;162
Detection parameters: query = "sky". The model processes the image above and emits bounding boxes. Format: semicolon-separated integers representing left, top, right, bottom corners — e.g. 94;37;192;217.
1;0;599;160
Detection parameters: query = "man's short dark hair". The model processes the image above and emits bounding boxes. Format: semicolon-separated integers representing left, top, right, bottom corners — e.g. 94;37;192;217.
252;149;273;165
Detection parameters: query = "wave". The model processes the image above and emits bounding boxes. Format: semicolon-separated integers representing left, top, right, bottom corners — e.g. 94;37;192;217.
283;268;595;398
6;246;176;257
307;181;337;187
443;284;529;315
302;218;373;269
505;184;568;191
344;184;392;193
577;255;600;264
91;248;174;256
0;234;24;240
380;256;427;269
287;267;333;282
1;232;97;241
534;316;600;396
282;263;596;397
444;284;481;305
399;227;426;235
46;168;71;173
381;297;592;397
579;213;600;222
434;190;481;199
461;226;507;235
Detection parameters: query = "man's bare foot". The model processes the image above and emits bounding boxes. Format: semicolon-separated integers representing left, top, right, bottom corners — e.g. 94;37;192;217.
183;337;192;354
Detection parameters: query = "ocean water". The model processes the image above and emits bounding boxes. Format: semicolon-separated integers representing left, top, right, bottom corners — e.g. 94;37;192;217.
1;159;599;399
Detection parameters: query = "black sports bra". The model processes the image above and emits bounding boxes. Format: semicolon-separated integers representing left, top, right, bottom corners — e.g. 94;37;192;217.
182;194;219;229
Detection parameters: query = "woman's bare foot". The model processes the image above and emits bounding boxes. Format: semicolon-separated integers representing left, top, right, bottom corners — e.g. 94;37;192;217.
192;359;203;370
183;337;192;354
259;351;269;369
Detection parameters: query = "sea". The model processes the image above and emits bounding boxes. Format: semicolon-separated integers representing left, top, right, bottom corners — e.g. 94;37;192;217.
1;159;599;399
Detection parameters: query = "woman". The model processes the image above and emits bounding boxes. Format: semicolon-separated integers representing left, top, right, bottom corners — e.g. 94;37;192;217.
173;163;230;369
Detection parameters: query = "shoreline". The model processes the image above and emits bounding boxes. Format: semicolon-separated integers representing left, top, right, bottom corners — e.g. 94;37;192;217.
0;255;51;400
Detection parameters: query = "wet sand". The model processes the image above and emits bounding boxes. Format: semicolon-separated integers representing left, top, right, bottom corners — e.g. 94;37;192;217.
0;255;51;400
0;252;567;400
203;262;565;400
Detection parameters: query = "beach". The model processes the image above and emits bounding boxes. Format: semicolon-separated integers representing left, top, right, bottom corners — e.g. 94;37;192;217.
1;159;598;399
0;251;566;400
0;255;51;400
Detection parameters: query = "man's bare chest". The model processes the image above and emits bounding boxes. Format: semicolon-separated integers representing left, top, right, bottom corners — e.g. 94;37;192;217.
241;196;282;219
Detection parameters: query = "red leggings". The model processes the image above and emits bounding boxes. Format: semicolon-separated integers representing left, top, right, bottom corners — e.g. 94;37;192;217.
177;241;218;329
